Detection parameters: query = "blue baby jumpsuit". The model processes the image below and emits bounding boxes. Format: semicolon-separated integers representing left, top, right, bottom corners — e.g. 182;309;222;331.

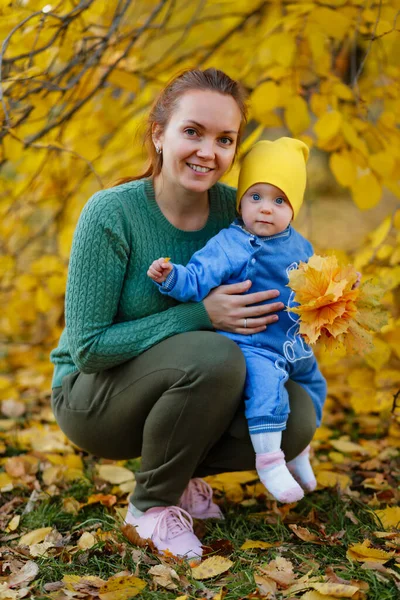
158;219;327;434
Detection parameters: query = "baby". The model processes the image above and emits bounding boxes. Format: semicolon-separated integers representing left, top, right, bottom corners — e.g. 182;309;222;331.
148;137;327;503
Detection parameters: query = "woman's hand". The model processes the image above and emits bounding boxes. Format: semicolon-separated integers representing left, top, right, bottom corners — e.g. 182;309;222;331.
203;280;284;335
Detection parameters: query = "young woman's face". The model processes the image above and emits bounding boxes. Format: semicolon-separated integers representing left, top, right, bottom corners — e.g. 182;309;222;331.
240;183;293;237
154;90;242;194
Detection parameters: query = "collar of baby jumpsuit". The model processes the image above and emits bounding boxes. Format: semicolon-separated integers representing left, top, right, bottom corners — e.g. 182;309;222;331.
232;218;292;243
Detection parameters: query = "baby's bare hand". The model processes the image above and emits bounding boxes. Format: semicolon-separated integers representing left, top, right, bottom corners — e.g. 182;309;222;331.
147;258;173;283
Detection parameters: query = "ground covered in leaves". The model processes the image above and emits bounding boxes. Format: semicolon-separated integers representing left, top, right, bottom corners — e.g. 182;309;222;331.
0;392;399;600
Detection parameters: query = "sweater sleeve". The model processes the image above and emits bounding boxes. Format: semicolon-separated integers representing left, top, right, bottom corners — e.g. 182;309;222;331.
158;235;234;302
65;194;212;374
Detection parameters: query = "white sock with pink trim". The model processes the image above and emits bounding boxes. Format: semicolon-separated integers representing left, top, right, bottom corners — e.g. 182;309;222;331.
287;445;317;492
251;432;304;503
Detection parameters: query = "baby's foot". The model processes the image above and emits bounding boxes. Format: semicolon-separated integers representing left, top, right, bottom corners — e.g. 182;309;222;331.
256;450;304;503
287;445;317;492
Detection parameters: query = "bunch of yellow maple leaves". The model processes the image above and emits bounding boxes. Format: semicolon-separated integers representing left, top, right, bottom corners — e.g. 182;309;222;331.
287;254;388;354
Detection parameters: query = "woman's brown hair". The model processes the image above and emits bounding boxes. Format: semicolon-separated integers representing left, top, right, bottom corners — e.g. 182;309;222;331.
112;67;248;186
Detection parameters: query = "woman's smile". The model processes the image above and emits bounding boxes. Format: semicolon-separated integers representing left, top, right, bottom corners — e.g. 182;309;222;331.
187;162;214;174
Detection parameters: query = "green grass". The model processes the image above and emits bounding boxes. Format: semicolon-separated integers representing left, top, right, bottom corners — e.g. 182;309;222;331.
6;487;398;599
1;422;399;600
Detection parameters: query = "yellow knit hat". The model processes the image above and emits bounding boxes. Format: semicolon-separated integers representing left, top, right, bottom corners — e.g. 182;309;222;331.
236;137;309;219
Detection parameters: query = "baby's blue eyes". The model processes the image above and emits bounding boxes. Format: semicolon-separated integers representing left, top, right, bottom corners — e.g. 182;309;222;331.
250;194;286;204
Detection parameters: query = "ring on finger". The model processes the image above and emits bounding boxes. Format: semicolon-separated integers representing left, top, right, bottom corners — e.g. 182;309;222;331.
244;318;247;329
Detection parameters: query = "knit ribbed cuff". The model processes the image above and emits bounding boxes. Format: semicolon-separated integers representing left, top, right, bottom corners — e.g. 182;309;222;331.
248;415;287;434
177;301;213;332
161;267;177;291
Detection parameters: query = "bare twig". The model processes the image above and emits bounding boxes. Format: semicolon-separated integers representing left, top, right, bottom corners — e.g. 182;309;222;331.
0;0;95;126
29;142;104;188
24;0;168;145
353;0;383;92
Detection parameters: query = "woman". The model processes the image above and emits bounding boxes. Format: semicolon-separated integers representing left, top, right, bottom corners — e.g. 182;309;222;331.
50;68;316;560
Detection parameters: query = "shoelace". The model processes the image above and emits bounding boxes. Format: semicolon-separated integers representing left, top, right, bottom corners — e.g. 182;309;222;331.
188;478;213;509
153;506;194;541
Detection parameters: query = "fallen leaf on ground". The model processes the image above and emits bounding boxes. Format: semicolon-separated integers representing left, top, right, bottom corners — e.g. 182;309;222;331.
361;561;400;581
1;399;26;418
289;525;323;544
246;482;268;497
254;573;277;596
98;574;146;600
191;556;233;580
7;561;39;588
96;465;134;484
6;516;20;532
330;440;369;455
62;497;81;514
212;589;227;600
18;527;53;546
300;592;341;600
347;540;396;564
72;576;106;595
374;506;400;529
5;456;39;478
313;582;360;597
316;470;351;491
205;471;257;486
203;538;234;556
0;582;19;599
148;564;179;590
29;541;55;558
258;557;296;588
241;539;279;550
78;532;96;550
86;493;117;507
117;480;136;494
120;523;157;553
325;567;369;592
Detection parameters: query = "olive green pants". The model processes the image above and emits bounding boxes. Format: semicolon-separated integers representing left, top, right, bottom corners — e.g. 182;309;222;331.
52;332;316;511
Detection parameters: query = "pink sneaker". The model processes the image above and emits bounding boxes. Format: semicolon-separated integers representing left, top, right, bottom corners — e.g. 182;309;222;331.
179;478;224;520
125;505;203;560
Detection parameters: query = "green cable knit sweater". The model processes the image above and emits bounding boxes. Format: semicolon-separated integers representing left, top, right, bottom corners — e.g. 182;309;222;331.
50;178;237;388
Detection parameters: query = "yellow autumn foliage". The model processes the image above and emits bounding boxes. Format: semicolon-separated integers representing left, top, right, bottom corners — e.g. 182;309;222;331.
0;0;399;424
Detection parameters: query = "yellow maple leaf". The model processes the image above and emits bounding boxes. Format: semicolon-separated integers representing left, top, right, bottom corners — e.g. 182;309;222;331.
374;506;400;530
347;539;395;564
287;255;388;354
191;556;233;580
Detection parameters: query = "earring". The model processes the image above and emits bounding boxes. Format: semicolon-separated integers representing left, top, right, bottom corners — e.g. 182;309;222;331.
156;145;162;154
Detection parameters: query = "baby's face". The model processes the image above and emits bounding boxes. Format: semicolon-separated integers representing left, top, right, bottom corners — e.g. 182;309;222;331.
240;183;293;237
